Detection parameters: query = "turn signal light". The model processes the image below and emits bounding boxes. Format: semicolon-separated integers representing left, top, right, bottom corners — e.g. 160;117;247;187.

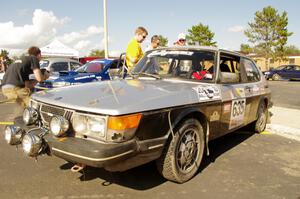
108;113;142;130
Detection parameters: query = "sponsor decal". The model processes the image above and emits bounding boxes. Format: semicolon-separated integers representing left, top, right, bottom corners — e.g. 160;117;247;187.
148;50;194;57
193;85;221;101
235;88;245;98
74;75;96;80
229;98;246;129
223;102;231;113
210;111;220;122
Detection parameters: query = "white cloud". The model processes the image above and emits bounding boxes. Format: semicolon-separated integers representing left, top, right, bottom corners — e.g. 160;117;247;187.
58;26;104;44
228;25;245;33
0;9;110;57
0;9;69;50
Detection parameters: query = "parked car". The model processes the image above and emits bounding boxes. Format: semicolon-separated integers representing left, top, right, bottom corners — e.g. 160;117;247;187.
264;64;300;80
40;58;82;74
4;46;271;183
35;58;124;90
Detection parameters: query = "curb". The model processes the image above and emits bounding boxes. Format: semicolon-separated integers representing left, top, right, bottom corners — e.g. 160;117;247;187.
266;123;300;142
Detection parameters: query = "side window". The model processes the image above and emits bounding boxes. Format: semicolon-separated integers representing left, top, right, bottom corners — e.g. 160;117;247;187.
70;62;81;70
50;62;69;72
241;58;260;82
219;53;240;83
110;60;120;69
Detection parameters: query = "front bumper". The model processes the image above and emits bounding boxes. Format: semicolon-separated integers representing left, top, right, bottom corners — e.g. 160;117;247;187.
13;118;138;168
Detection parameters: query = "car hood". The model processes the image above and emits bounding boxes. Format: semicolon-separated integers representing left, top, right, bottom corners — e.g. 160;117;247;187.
32;79;221;115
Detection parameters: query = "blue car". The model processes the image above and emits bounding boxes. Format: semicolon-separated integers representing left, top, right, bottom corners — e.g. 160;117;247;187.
36;58;123;89
264;64;300;81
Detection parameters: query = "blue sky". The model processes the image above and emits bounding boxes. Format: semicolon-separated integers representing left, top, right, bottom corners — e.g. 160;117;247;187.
0;0;299;56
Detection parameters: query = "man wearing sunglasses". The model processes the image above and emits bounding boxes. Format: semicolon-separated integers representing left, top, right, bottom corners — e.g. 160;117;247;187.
174;33;186;46
145;35;160;52
125;26;148;71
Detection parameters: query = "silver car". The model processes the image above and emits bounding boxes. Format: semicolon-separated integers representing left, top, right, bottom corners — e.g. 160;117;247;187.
39;57;82;74
4;46;271;183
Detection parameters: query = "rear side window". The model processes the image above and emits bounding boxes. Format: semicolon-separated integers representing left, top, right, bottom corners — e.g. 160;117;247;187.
219;53;240;84
50;62;69;72
70;62;81;70
241;58;260;82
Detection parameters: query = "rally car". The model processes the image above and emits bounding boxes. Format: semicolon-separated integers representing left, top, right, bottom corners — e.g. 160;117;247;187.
35;58;123;89
4;46;271;183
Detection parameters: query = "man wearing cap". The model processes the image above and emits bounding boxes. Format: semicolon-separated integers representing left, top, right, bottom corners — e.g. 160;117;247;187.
174;33;186;46
2;46;49;108
125;26;148;72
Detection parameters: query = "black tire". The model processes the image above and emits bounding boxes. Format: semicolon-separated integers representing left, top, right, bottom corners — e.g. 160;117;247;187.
272;73;281;81
253;102;268;133
156;118;205;183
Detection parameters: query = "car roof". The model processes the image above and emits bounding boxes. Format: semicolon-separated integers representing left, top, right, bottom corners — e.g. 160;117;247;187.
152;46;248;59
41;57;81;63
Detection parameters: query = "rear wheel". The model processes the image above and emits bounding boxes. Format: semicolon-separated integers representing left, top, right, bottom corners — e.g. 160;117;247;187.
156;118;204;183
253;103;268;133
272;73;281;81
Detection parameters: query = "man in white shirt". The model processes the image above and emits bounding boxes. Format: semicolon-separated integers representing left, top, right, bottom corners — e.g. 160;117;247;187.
145;35;160;51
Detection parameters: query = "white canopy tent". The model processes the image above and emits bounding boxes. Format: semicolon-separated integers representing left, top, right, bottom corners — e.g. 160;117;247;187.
40;39;79;58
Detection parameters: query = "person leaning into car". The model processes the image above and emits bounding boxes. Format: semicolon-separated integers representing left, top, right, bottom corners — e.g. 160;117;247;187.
125;26;148;72
1;46;50;108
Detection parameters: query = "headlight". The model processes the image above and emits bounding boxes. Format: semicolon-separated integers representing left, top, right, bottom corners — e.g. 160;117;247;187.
72;113;106;139
4;125;25;145
22;133;42;157
72;114;87;133
53;81;71;88
50;116;69;137
88;117;106;137
23;107;39;125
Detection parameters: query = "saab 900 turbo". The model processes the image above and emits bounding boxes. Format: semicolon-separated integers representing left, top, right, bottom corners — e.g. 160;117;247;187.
4;46;271;183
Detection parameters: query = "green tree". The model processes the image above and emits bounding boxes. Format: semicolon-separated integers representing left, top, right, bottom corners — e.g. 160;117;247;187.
158;35;168;47
244;6;293;70
240;44;254;54
284;45;300;54
0;49;9;57
89;49;105;57
186;23;217;46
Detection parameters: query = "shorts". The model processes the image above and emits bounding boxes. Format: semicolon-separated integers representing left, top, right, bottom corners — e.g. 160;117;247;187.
2;86;31;107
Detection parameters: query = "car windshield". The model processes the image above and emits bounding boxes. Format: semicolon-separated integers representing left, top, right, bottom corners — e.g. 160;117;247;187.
132;49;216;81
75;61;105;73
276;66;286;70
40;60;49;68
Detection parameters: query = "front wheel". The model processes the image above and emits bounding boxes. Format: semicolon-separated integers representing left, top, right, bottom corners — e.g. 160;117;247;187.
156;118;205;183
272;73;281;81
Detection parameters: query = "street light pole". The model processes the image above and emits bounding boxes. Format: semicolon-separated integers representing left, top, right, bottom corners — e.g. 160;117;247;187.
103;0;108;58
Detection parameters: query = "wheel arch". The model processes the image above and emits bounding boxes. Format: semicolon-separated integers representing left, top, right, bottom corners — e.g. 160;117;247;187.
170;108;208;142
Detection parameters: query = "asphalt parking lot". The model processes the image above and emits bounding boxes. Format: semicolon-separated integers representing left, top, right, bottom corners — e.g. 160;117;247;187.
0;82;299;199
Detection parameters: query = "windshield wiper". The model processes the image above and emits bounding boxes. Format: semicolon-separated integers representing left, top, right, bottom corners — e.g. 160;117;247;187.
137;72;161;79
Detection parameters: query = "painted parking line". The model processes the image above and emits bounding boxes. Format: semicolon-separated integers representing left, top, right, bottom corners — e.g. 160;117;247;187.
0;122;14;125
260;131;272;135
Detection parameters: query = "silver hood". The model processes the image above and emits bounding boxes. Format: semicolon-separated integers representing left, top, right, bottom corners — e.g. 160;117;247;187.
32;79;220;115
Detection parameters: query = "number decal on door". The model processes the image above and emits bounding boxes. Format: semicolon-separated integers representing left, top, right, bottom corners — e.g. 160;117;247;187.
229;99;246;129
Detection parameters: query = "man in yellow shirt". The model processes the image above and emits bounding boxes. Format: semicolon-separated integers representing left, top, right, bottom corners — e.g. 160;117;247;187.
126;26;148;72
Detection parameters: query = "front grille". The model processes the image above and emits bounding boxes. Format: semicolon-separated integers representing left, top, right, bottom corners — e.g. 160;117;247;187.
40;104;73;125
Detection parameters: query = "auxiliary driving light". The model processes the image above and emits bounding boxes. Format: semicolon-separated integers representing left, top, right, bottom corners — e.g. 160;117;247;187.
50;116;69;137
4;125;25;145
23;107;39;125
22;133;42;157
